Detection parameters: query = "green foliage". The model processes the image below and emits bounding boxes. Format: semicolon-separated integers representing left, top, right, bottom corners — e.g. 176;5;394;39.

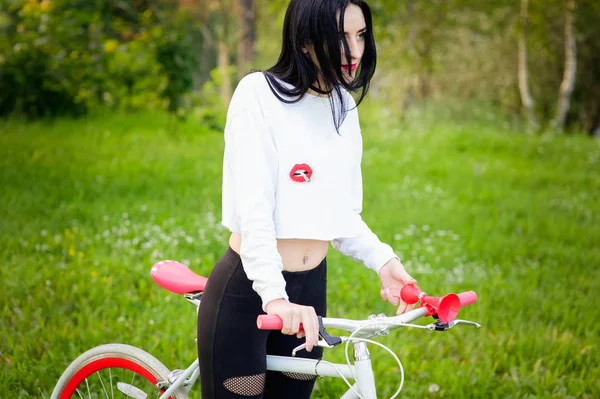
191;67;233;131
1;108;599;397
0;0;199;119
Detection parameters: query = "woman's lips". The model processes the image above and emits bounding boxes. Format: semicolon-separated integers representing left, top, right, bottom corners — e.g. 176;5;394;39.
343;63;358;72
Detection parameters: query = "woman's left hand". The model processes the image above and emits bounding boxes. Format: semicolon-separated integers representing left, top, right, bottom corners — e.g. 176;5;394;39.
379;258;417;315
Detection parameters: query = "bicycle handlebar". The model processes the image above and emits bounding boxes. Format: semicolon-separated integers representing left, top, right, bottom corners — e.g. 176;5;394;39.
256;315;286;330
257;288;478;331
257;306;430;336
457;291;478;306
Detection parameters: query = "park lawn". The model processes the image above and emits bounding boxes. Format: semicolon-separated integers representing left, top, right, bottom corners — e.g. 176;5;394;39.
1;105;599;398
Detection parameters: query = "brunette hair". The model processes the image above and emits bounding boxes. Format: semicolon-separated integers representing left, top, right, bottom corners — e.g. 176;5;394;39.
262;0;377;130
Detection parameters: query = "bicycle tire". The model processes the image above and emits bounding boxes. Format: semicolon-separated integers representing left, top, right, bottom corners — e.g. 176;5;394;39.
50;343;188;399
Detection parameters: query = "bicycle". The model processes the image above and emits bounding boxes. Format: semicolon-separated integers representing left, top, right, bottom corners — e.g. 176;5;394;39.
51;259;481;399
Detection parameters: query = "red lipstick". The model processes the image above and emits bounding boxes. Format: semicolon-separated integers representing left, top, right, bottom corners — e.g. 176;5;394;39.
343;64;358;72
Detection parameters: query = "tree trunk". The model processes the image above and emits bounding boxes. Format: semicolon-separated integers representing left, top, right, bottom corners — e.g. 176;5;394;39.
218;0;232;106
518;0;538;128
236;0;255;81
218;41;232;106
554;0;577;130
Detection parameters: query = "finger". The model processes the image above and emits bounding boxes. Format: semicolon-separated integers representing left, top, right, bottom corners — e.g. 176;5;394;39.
385;288;400;306
282;313;292;335
290;311;300;336
380;288;387;302
302;309;318;352
310;308;320;351
396;302;408;315
400;273;417;285
296;330;305;339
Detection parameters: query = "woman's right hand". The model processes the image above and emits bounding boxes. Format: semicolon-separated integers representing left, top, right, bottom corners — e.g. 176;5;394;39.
265;299;319;352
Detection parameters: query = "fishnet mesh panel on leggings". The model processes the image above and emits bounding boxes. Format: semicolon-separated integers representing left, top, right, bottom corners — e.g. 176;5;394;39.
223;373;266;396
282;372;316;381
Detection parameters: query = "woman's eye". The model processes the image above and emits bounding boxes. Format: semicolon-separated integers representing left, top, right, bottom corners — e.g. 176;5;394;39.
358;33;365;40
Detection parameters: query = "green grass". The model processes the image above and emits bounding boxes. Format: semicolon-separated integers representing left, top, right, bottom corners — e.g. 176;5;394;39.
1;105;599;398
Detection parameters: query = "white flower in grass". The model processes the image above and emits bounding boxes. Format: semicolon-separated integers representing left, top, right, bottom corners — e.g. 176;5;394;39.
428;384;440;393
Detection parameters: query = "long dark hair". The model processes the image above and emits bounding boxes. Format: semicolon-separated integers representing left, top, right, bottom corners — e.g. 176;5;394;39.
262;0;377;131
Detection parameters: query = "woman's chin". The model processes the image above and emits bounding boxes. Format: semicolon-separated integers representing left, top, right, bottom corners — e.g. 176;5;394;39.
342;72;355;83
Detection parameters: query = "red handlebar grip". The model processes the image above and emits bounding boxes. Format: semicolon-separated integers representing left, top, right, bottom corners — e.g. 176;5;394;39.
257;315;283;330
457;291;478;306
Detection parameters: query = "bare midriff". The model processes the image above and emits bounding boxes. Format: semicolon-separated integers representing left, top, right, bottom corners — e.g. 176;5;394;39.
228;233;329;272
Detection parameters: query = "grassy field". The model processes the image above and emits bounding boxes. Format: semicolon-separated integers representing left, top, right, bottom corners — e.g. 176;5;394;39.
1;104;599;398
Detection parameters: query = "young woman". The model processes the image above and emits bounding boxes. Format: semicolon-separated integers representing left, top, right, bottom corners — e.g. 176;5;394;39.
197;0;416;397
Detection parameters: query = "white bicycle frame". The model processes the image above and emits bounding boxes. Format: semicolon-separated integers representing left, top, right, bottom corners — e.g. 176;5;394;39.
157;294;430;399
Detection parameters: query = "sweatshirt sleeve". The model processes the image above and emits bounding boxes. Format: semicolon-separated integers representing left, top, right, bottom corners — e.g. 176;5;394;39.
331;132;399;275
225;78;289;311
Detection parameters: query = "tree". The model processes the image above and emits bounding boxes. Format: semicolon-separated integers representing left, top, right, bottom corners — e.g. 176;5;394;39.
553;0;577;130
518;0;538;128
236;0;255;81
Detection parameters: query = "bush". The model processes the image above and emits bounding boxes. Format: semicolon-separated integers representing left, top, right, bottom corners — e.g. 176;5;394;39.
0;0;198;119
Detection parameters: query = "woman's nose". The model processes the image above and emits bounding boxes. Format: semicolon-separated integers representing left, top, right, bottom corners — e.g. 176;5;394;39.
345;38;361;60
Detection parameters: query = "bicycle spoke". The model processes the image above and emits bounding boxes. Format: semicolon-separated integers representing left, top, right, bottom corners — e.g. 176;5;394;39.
110;368;114;399
86;378;91;398
97;371;110;399
130;371;136;392
75;388;84;399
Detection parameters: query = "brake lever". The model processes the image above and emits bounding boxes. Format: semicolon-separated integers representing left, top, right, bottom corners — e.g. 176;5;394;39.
426;319;482;331
292;316;344;356
292;339;336;356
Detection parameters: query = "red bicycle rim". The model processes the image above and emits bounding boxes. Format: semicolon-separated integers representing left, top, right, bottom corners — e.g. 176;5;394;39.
59;357;170;399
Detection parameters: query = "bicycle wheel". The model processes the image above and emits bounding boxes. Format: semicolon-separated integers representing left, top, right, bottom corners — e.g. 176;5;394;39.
50;343;188;399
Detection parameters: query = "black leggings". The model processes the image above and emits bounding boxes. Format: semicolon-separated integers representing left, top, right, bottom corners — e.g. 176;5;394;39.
197;247;327;398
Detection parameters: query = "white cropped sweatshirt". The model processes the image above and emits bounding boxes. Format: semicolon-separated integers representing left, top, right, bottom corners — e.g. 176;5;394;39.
221;72;399;310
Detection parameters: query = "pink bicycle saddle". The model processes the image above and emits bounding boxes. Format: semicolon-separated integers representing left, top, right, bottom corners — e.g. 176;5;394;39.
150;260;208;294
